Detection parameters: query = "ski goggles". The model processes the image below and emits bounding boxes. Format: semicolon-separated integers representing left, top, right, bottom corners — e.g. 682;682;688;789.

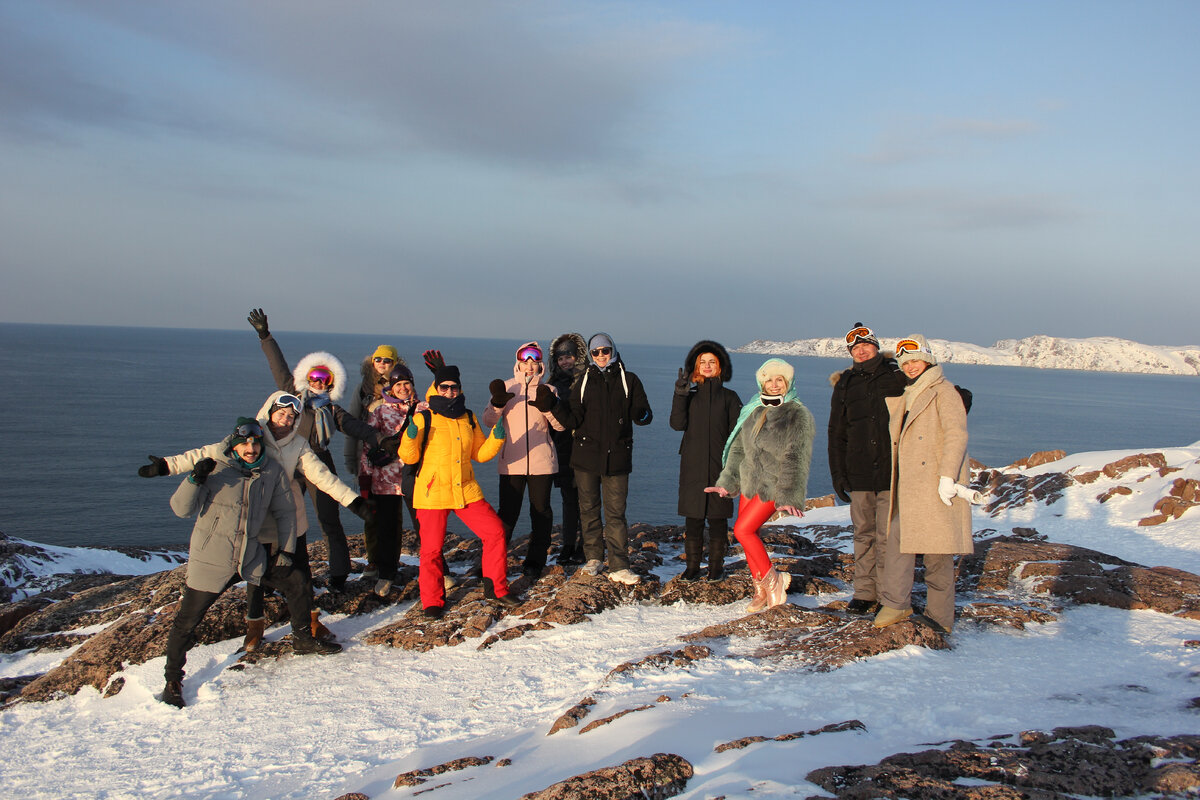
844;326;876;346
590;346;613;357
306;367;333;386
272;394;302;413
233;421;264;439
894;338;933;358
517;345;543;362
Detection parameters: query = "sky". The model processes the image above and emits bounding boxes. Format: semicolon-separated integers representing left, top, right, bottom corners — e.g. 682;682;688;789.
2;1;1198;347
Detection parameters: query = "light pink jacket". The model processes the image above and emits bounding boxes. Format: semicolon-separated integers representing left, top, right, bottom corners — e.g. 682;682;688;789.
481;342;563;476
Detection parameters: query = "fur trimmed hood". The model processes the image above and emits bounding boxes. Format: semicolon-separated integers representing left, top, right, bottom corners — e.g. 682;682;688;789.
292;351;347;404
549;332;587;384
684;340;733;383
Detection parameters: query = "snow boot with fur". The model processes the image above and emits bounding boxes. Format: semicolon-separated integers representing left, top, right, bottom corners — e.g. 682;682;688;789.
242;617;265;653
310;610;336;642
707;531;728;581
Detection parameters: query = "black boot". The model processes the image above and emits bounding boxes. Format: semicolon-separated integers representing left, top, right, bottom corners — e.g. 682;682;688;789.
679;523;704;582
292;632;342;655
707;529;728;581
162;680;185;708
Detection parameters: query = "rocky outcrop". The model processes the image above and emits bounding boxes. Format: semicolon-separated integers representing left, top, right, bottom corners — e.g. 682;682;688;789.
392;755;495;788
806;726;1200;798
519;753;693;800
714;719;865;753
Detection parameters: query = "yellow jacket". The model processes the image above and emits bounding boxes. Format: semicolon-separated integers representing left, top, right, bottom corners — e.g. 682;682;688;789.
399;389;503;510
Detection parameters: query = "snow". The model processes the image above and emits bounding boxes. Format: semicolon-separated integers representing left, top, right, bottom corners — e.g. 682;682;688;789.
3;443;1200;799
738;334;1200;376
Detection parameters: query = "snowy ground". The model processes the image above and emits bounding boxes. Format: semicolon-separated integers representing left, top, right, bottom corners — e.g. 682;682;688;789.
2;443;1200;799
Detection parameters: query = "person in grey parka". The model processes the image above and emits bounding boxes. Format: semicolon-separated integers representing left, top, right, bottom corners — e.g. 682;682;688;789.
160;418;340;709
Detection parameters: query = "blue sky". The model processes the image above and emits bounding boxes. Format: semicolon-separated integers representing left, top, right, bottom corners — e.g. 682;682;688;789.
2;1;1197;347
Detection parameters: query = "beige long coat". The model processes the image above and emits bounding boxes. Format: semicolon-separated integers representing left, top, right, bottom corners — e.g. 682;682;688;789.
884;366;973;555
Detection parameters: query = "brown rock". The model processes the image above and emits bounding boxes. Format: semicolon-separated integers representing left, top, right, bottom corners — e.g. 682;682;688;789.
1140;514;1171;527
579;705;655;735
807;728;1200;799
1096;486;1132;503
520;753;693;800
393;755;494;788
548;697;596;735
715;719;865;752
1009;449;1067;469
1102;452;1167;479
805;494;836;510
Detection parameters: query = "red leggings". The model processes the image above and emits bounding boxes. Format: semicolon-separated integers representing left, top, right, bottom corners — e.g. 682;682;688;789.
732;494;777;580
416;500;510;609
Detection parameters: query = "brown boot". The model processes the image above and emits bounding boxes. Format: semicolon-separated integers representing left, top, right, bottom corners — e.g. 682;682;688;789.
242;617;265;653
310;610;336;642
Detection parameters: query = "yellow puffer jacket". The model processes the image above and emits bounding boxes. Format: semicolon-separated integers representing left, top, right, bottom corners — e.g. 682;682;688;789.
399;386;503;510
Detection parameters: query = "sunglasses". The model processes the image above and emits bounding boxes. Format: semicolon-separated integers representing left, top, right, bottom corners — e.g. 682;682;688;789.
273;394;302;413
590;346;613;357
306;367;333;385
437;382;461;392
234;422;264;439
373;357;395;364
845;326;875;345
517;345;543;362
894;338;929;357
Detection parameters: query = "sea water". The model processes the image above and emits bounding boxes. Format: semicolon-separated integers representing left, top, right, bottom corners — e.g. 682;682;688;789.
3;322;1199;549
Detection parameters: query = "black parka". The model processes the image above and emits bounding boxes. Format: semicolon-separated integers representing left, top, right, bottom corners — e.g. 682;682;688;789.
670;341;742;519
827;352;907;493
555;339;652;476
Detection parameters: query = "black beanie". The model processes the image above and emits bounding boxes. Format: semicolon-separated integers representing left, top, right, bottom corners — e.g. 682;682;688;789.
434;365;461;386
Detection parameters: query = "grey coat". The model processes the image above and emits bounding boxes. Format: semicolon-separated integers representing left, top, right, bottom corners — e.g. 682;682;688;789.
169;451;297;594
716;401;815;510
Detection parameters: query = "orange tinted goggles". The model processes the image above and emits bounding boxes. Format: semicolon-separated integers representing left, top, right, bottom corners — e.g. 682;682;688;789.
844;326;874;345
894;338;928;357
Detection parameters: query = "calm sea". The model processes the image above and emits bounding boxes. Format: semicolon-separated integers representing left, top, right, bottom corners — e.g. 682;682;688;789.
3;323;1199;550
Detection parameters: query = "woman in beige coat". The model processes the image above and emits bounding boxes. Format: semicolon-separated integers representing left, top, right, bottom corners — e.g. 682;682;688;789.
875;335;973;633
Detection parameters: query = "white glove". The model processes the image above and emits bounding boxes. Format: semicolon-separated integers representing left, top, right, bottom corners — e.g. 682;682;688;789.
937;476;956;506
955;484;985;505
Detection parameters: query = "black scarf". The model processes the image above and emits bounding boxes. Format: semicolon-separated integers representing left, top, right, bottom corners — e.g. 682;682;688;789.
428;394;468;419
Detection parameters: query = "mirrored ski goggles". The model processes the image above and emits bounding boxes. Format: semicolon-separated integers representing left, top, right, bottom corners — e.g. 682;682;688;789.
272;394;302;413
306;367;333;385
233;422;264;439
590;346;613;357
894;338;932;358
844;326;875;345
517;345;543;362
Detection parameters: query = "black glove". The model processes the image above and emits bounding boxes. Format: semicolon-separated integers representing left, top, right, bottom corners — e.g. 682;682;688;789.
423;349;445;374
190;458;217;485
247;308;270;340
138;455;168;478
367;434;399;468
489;379;515;408
833;477;851;504
635;408;652;426
348;496;373;520
674;367;690;396
530;383;557;412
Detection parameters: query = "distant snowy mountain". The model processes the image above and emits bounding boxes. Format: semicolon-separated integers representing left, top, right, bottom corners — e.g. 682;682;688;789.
738;334;1200;375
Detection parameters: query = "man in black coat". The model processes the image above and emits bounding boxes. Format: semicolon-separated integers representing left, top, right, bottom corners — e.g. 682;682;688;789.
828;323;907;615
555;333;652;585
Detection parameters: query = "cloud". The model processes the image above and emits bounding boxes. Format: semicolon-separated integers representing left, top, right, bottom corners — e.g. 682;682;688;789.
6;1;729;166
857;114;1041;166
855;187;1080;231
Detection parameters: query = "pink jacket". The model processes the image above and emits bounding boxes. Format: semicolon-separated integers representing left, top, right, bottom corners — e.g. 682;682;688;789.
481;342;563;476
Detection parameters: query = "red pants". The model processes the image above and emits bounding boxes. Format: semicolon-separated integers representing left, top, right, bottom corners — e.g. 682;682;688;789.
732;495;776;580
417;501;510;609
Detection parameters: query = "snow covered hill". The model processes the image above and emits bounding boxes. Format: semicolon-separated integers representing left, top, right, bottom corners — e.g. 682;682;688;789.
2;441;1200;799
738;334;1200;375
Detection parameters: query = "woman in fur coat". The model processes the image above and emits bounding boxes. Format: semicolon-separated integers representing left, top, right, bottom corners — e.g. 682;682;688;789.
875;335;974;633
670;341;742;581
707;358;814;612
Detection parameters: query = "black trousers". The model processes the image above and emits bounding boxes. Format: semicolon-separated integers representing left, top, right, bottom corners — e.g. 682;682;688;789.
164;564;310;682
299;448;351;579
556;469;581;557
497;474;554;572
574;470;629;570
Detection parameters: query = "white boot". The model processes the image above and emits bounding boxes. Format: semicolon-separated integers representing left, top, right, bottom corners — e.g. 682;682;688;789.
763;566;791;609
746;574;769;613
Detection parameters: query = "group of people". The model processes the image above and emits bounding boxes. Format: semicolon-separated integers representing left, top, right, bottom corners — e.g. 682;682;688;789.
138;312;974;708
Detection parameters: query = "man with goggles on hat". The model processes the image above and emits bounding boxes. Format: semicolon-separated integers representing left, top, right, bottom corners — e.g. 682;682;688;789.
246;308;385;591
827;323;907;616
154;416;340;708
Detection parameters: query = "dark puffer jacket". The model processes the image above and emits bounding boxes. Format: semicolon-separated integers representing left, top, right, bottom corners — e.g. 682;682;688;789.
548;333;587;480
827;352;907;493
555;335;653;476
669;341;742;519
